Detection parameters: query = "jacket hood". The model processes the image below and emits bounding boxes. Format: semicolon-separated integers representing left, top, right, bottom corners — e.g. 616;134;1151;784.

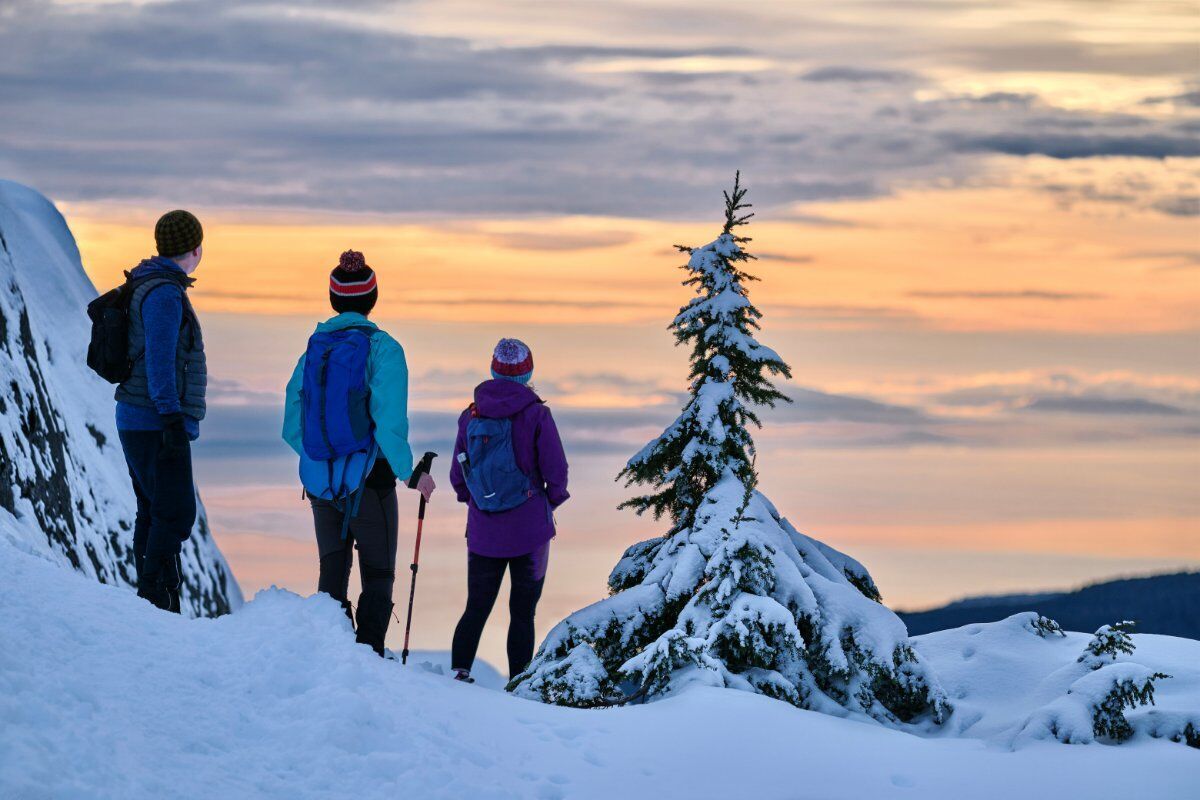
129;256;193;285
474;379;541;418
314;312;379;334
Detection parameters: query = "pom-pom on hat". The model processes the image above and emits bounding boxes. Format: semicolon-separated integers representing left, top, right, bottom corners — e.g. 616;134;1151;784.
491;338;534;385
329;250;378;314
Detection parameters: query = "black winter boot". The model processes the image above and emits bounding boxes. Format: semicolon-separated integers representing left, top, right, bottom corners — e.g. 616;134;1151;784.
355;591;393;657
138;554;181;614
137;583;172;611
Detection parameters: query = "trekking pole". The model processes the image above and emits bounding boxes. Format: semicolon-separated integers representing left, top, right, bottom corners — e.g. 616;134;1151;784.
401;451;437;665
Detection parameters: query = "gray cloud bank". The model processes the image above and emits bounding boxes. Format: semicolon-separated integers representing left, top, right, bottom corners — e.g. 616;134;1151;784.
195;366;1200;468
1;0;1197;217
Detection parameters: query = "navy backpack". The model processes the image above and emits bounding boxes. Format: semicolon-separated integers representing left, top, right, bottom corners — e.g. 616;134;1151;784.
459;406;534;513
298;327;377;536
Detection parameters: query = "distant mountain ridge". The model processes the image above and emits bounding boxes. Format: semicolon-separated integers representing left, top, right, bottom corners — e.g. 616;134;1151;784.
899;572;1200;640
0;179;241;616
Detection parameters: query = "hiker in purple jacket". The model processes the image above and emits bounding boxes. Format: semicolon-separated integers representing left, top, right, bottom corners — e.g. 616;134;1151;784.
449;338;569;682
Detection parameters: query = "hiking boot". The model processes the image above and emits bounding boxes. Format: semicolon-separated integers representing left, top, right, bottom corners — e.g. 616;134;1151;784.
138;554;182;614
137;583;172;611
453;668;475;684
354;591;393;657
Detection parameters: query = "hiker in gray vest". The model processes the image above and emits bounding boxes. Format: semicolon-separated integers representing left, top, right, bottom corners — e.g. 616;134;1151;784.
115;210;207;613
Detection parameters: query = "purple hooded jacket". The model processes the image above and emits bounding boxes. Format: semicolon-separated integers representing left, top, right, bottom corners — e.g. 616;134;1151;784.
449;380;570;558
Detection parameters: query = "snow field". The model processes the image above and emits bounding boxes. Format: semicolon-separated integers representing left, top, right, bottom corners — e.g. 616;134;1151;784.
2;536;1197;800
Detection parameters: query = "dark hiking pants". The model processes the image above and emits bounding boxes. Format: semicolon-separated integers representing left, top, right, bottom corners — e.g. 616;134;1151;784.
119;429;195;613
310;486;398;655
451;543;549;678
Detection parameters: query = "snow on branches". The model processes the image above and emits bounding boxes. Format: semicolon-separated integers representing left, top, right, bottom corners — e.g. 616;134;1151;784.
1016;620;1190;747
509;176;949;726
619;171;791;532
1078;621;1136;669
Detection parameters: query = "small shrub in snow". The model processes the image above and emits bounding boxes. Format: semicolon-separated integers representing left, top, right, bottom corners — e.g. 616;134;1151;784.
1078;621;1136;669
509;176;948;726
1090;669;1169;742
1023;614;1066;638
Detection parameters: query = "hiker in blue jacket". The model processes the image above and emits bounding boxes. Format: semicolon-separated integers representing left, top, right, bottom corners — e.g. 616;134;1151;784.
282;250;435;656
116;210;207;613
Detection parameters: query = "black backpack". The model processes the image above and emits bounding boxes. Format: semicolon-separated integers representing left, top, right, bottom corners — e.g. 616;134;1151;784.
86;272;139;384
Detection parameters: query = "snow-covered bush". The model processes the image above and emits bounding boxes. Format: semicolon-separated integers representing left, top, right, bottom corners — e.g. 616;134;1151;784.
1017;663;1169;745
1090;666;1169;742
1024;614;1066;638
1013;619;1194;747
1078;621;1136;669
509;176;949;726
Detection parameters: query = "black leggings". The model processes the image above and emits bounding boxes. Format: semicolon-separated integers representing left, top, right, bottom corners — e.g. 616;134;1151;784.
451;547;548;677
310;486;399;602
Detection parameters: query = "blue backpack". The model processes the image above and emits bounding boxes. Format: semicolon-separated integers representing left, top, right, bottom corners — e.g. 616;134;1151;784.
460;406;534;513
298;327;378;536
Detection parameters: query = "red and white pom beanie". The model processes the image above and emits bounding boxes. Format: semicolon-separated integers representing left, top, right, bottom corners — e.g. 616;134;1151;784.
329;250;378;314
491;338;534;384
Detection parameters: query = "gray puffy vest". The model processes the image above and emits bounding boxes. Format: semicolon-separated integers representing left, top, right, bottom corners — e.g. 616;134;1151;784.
114;274;207;420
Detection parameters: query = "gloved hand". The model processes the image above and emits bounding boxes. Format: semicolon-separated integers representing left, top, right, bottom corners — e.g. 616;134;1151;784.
413;472;436;502
160;412;191;461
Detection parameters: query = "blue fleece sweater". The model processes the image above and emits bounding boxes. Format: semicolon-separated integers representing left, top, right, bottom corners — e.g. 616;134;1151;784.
115;257;200;439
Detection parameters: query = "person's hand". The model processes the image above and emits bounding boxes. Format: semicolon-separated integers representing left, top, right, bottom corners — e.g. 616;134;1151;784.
414;471;436;502
159;413;190;461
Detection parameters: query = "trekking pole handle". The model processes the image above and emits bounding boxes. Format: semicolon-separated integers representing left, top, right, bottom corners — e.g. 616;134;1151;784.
407;451;437;520
406;451;437;488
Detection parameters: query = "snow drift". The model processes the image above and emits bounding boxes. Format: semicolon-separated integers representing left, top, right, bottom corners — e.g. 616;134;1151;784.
2;535;1197;800
0;179;240;616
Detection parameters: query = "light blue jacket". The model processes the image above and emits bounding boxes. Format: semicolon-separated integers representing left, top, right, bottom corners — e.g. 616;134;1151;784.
282;312;414;482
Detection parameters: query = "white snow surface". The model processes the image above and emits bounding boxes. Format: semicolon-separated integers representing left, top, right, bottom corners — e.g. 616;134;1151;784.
2;536;1198;799
0;179;240;617
915;612;1200;749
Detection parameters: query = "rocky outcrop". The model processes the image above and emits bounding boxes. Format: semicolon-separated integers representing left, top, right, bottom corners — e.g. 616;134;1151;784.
0;179;240;617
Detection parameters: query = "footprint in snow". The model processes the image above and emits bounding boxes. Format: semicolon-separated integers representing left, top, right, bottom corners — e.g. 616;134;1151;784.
890;774;916;789
961;646;975;659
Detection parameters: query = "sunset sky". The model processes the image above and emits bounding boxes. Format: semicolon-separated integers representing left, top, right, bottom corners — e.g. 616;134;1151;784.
2;0;1197;665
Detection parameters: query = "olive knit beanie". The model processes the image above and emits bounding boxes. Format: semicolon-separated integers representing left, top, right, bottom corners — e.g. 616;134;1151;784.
155;210;203;257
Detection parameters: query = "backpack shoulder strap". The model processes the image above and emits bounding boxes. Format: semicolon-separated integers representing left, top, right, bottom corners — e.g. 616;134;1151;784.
129;274;181;312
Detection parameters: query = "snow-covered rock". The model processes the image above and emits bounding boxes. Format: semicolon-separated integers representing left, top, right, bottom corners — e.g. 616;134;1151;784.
0;179;240;617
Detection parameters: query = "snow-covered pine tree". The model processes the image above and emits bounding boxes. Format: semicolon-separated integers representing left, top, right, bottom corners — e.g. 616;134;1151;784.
509;175;950;726
615;172;789;532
